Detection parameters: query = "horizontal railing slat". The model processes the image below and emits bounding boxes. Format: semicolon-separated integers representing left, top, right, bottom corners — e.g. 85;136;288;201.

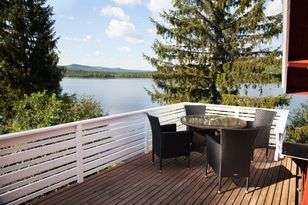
0;162;76;195
82;121;145;144
0;139;76;167
0;134;75;156
0;168;77;204
82;128;144;151
84;149;144;177
84;143;144;172
83;117;144;136
81;113;144;130
83;138;143;164
0;148;76;175
0;127;75;149
83;132;144;158
0;153;76;185
9;177;77;205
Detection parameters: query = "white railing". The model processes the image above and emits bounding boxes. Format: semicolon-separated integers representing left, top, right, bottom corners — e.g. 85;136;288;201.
0;102;289;204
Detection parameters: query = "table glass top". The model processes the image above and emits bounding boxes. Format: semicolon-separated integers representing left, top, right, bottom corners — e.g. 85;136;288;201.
180;114;247;129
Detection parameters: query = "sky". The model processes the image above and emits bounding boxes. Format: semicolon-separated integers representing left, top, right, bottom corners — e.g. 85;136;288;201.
48;0;283;71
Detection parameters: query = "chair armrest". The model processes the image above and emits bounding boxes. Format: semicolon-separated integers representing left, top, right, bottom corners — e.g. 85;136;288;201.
161;124;176;132
206;135;221;151
206;135;221;174
253;124;271;148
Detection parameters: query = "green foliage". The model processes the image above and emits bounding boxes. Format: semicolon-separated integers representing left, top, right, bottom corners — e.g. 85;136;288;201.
62;64;153;78
221;94;291;109
144;0;282;105
0;0;64;121
0;91;103;134
286;103;308;144
218;53;282;93
68;95;104;121
263;65;281;76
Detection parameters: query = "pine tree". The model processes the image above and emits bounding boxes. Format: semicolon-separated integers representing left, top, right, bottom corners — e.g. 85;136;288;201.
0;0;64;122
144;0;282;104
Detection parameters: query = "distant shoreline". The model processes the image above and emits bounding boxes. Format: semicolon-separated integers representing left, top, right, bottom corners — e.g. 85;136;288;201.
64;71;153;79
63;64;154;79
63;76;152;79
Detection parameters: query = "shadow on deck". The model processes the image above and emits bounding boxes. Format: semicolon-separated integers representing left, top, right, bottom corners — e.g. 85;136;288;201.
32;148;300;205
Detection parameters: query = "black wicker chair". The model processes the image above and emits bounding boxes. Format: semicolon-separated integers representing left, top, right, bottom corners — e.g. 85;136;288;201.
147;113;192;170
246;109;277;158
205;128;260;193
184;105;209;154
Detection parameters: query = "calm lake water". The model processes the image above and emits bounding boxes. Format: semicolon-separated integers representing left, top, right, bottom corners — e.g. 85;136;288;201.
61;78;307;115
61;78;160;115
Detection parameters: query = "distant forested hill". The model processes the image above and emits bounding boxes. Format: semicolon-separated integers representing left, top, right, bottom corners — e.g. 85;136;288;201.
63;64;154;78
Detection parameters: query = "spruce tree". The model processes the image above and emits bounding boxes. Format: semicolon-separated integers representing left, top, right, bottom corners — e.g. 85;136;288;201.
144;0;282;104
0;0;63;122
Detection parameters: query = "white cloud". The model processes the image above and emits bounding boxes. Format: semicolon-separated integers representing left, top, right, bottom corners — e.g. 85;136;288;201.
101;6;129;21
94;51;101;56
124;36;144;44
105;19;135;38
101;5;144;44
112;0;141;6
264;0;282;16
118;46;132;52
64;35;92;42
147;28;156;34
147;0;173;14
146;28;155;34
84;35;92;42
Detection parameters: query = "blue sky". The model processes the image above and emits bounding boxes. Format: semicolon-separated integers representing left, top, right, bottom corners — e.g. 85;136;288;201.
48;0;282;71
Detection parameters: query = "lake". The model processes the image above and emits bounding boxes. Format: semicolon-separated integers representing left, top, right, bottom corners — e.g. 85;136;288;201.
61;78;307;115
61;78;160;115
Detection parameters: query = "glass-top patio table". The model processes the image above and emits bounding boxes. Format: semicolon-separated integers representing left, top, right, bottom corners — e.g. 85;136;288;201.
180;114;247;130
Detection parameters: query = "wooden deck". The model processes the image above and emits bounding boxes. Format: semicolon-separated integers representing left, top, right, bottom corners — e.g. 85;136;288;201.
32;148;301;205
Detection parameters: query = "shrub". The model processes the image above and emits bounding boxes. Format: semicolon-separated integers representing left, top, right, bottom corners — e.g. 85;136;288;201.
286;103;308;144
0;91;103;134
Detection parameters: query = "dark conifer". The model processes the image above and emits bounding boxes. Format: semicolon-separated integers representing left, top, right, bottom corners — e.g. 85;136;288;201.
0;0;64;121
144;0;282;104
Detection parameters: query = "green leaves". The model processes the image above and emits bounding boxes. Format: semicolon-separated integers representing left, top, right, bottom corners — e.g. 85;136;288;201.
0;91;104;134
221;94;291;108
286;103;308;144
0;0;63;122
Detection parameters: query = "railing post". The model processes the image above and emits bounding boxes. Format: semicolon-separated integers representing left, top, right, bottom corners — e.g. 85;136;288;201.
75;124;84;183
274;110;289;161
235;107;240;118
274;132;285;161
144;113;149;154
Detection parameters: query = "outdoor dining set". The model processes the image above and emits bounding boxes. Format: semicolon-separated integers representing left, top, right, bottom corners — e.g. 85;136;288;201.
147;105;276;194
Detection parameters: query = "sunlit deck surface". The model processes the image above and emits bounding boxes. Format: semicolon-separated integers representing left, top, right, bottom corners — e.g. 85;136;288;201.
33;148;300;205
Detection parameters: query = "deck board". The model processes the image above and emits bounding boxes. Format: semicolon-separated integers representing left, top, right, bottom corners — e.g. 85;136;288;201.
288;159;297;204
32;148;298;205
280;157;291;205
222;149;264;205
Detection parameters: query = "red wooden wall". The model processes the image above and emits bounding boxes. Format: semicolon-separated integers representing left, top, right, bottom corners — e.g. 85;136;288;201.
286;0;308;94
